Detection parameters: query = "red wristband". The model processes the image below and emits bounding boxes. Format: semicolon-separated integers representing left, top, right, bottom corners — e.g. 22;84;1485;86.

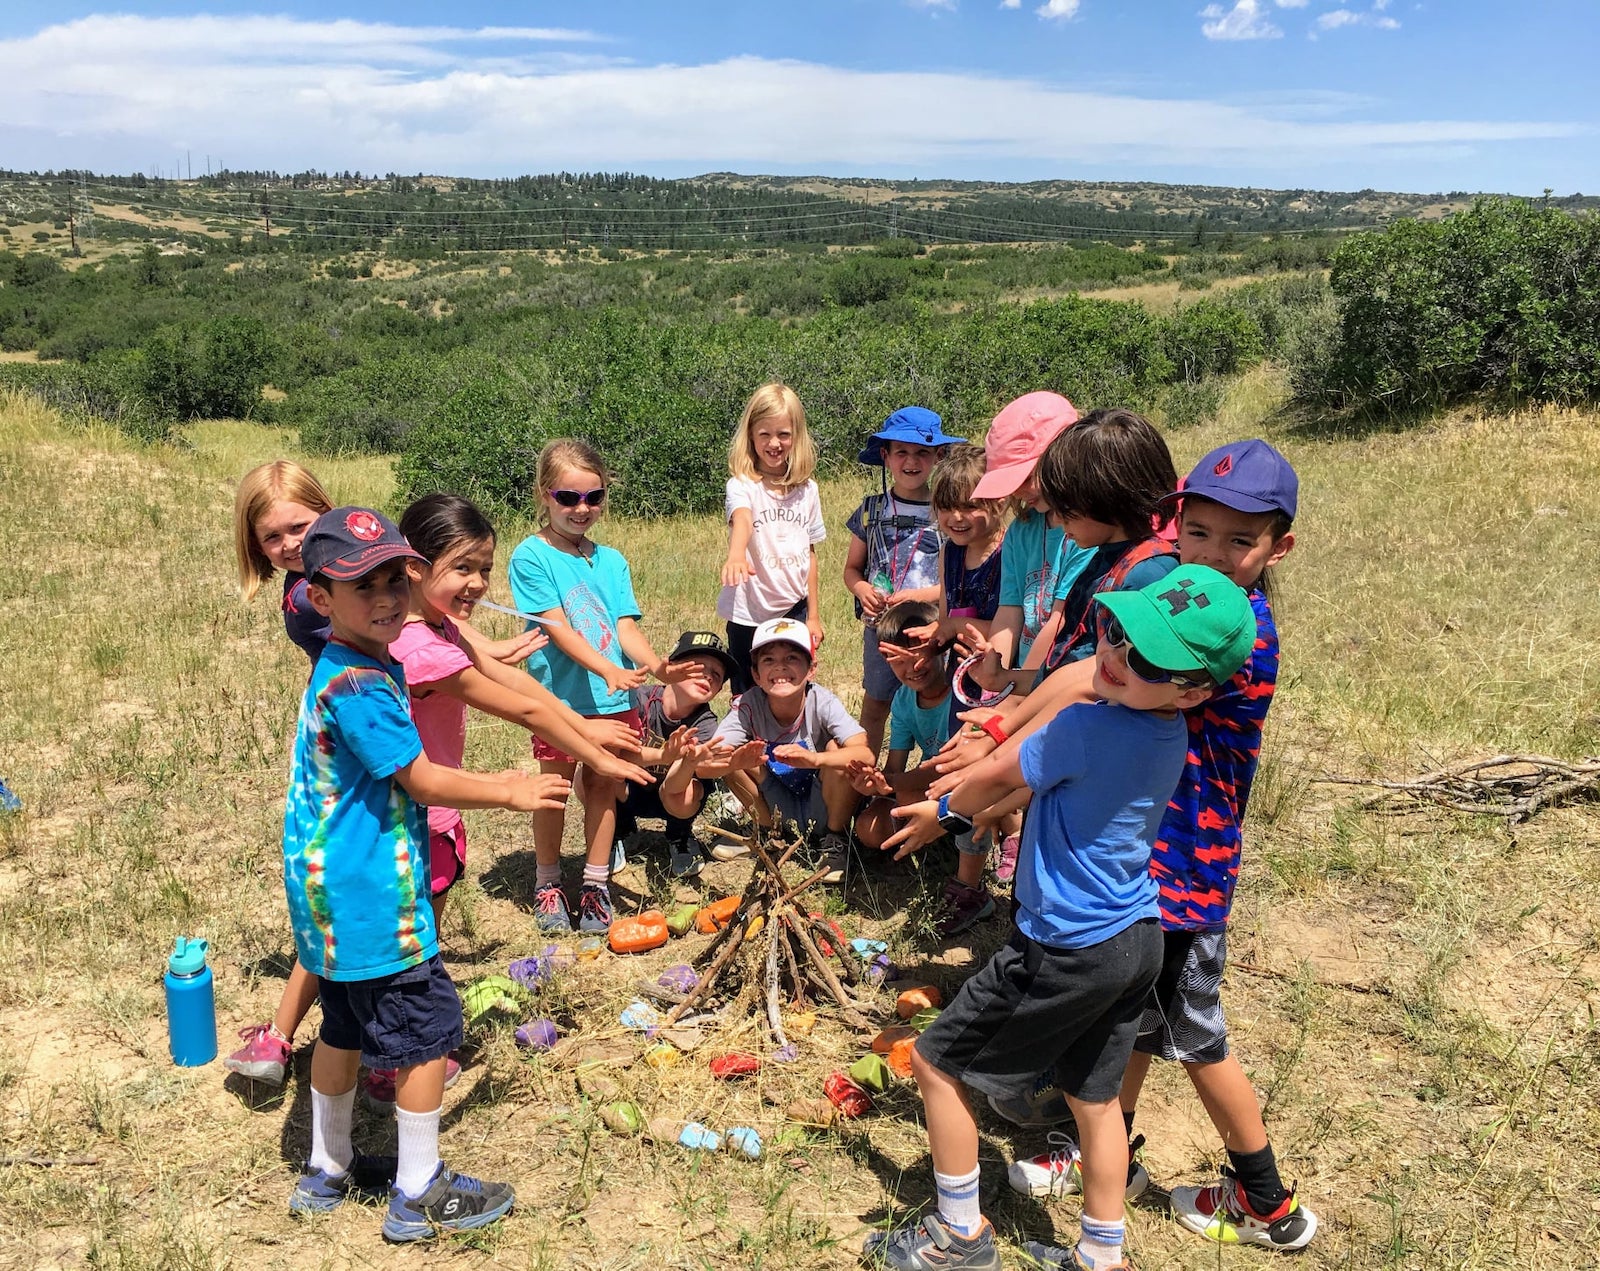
980;716;1009;746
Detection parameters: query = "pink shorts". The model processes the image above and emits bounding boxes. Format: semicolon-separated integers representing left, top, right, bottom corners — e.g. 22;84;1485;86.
530;708;644;766
428;821;467;897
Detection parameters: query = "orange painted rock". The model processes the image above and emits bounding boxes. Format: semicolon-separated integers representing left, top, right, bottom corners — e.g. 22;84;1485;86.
695;895;742;933
896;986;943;1019
886;1037;916;1079
871;1025;918;1055
608;910;669;954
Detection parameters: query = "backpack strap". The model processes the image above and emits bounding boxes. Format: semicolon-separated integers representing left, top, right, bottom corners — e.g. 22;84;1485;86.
1048;536;1179;671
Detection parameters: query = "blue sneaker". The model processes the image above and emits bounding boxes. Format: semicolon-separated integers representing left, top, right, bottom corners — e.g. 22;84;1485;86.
863;1215;1000;1270
987;1071;1074;1128
382;1164;515;1243
534;883;573;933
288;1154;397;1215
577;883;613;934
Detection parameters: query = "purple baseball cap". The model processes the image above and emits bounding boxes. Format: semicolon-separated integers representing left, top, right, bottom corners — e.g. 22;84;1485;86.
1168;440;1298;520
301;507;426;581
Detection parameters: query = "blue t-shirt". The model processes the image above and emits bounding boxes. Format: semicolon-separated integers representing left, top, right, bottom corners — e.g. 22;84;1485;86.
282;639;434;982
507;535;642;716
888;683;954;760
997;511;1092;661
1014;699;1188;950
282;572;331;665
846;492;942;619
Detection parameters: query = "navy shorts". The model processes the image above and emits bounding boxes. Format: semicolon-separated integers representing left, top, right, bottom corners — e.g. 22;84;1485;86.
317;953;464;1070
916;920;1162;1105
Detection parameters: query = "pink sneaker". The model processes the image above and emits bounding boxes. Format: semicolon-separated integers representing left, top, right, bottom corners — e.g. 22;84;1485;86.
994;833;1020;883
223;1024;291;1086
361;1057;463;1112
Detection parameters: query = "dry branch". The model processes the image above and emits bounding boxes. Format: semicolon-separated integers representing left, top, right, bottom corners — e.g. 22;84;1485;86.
1317;753;1600;823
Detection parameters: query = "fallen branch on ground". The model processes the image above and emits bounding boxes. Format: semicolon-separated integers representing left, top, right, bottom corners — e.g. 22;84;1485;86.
1316;754;1600;823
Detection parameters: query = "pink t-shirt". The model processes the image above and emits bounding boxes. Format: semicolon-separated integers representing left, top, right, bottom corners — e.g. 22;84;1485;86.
390;617;473;836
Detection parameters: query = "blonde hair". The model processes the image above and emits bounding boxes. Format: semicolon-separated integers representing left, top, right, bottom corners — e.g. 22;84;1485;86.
930;443;1008;523
535;438;612;528
233;460;334;601
728;382;816;490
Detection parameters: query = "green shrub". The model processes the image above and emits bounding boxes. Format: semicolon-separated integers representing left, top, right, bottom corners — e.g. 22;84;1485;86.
1299;197;1600;410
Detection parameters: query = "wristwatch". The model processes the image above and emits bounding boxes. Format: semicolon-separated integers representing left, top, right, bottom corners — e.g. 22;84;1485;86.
936;793;974;835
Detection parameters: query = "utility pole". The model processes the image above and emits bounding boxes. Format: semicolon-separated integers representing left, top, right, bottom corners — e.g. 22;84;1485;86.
66;176;78;255
261;187;271;237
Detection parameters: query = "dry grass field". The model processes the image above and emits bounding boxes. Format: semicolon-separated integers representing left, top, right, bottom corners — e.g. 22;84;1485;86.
0;370;1597;1269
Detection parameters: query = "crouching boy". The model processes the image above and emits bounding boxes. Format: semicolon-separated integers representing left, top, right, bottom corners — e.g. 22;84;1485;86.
700;617;872;884
872;566;1256;1271
283;508;568;1243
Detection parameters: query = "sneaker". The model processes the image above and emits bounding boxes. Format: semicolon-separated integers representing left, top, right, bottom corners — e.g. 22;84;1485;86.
934;879;996;939
815;832;850;885
288;1153;398;1215
1170;1168;1318;1250
987;1072;1075;1128
361;1058;463;1113
862;1214;1000;1270
1019;1240;1133;1270
994;833;1020;884
534;882;573;933
577;883;614;933
667;842;703;879
381;1164;515;1243
1007;1132;1149;1201
223;1023;291;1086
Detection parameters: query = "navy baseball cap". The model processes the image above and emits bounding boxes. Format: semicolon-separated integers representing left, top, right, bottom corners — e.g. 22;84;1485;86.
1168;439;1298;521
857;406;967;465
301;507;426;581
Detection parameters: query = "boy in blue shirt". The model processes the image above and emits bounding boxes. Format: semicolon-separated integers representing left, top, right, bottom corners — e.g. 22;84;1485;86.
283;508;568;1243
874;566;1257;1271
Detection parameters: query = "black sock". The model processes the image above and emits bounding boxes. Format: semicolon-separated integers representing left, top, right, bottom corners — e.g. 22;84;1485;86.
1228;1143;1288;1214
1123;1109;1136;1139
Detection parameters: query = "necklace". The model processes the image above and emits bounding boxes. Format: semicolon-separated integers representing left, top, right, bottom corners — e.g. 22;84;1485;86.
545;525;594;567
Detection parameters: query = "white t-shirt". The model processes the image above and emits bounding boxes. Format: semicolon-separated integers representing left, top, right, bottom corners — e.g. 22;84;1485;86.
717;476;827;626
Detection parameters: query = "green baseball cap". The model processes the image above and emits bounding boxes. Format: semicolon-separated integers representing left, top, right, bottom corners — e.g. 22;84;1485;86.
1095;565;1256;686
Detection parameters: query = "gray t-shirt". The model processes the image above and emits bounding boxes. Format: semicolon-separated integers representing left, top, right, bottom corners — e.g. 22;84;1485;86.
712;683;865;754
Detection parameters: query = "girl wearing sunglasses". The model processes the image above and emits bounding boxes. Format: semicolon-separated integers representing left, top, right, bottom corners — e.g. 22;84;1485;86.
508;438;703;935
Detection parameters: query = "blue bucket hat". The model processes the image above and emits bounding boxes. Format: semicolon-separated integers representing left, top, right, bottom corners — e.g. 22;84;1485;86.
857;406;967;466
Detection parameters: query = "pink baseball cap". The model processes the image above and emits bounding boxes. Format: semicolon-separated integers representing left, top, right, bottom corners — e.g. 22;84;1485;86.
972;391;1079;500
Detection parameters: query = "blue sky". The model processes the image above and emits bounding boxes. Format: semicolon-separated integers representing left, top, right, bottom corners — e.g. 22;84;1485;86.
2;1;1594;194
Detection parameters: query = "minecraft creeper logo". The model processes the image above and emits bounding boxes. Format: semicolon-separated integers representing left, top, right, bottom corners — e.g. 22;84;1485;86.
1157;578;1210;616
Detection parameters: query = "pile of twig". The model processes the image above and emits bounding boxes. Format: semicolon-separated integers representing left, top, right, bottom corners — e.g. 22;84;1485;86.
647;827;873;1043
1319;753;1600;823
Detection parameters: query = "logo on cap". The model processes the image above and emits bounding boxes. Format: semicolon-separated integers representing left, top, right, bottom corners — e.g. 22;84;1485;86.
346;511;383;541
1157;580;1211;616
1213;455;1234;478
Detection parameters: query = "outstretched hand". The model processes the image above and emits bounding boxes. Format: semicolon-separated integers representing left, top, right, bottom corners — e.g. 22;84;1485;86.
482;628;548;664
846;759;893;798
883;799;941;860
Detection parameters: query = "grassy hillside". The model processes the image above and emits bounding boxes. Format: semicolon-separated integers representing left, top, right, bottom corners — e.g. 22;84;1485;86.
0;374;1596;1268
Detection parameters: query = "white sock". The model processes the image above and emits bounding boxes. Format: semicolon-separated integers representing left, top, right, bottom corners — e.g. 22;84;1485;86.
1076;1214;1125;1270
535;861;561;889
308;1086;354;1177
582;861;609;888
933;1165;984;1236
394;1105;442;1199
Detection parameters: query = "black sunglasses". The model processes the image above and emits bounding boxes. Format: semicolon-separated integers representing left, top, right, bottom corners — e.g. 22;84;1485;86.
550;487;606;508
1097;611;1211;689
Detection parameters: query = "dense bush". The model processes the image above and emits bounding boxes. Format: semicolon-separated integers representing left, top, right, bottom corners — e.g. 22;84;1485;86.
136;316;276;421
1297;198;1600;410
0;358;171;443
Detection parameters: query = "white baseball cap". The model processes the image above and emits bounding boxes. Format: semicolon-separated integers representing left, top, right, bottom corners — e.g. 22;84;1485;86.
749;617;813;663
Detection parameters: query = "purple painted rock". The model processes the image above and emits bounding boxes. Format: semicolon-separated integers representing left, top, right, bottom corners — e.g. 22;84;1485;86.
515;1018;560;1052
657;964;698;995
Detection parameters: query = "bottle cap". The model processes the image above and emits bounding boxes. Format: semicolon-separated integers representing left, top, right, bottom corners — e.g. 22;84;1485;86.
168;936;208;977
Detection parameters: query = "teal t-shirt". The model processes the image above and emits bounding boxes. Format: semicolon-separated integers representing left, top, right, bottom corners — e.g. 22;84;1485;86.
888;683;954;761
997;510;1092;661
282;639;433;982
508;535;642;716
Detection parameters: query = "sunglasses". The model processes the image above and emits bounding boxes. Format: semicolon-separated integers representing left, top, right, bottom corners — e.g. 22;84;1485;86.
550;487;607;508
1097;611;1211;689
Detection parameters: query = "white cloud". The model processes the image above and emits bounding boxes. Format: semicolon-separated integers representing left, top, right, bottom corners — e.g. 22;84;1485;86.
1036;0;1081;17
1315;6;1401;31
0;14;1566;180
999;0;1022;8
1200;1;1283;40
1274;0;1311;7
910;0;959;10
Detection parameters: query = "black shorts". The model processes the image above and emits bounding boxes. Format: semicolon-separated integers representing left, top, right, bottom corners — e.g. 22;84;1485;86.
317;953;464;1070
916;920;1162;1105
1133;928;1230;1064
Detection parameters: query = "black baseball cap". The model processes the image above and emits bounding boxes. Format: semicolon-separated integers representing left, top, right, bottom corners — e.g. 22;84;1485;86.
301;507;426;581
667;630;738;682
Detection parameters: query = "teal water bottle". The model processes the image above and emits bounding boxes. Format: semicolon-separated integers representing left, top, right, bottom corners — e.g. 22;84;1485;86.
164;937;217;1066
